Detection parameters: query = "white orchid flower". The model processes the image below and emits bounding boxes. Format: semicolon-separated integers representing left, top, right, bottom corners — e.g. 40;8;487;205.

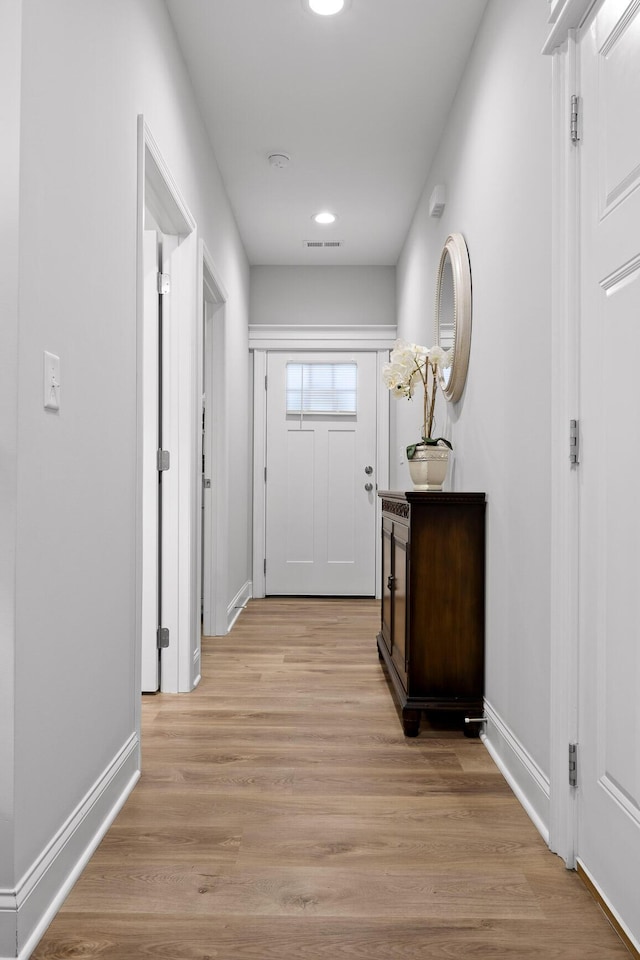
383;340;452;450
428;345;446;367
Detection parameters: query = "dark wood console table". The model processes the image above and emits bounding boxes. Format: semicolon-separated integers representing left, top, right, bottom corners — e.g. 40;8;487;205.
377;491;486;737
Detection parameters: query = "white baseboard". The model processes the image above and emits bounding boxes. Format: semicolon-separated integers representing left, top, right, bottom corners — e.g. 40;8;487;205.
482;699;550;844
0;734;140;960
227;580;252;632
576;858;640;956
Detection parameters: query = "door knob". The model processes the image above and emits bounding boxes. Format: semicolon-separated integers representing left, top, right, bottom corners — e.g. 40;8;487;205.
364;482;373;492
365;465;373;475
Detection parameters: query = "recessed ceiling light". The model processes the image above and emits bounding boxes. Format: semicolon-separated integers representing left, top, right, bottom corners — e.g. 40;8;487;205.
308;0;345;15
313;211;337;224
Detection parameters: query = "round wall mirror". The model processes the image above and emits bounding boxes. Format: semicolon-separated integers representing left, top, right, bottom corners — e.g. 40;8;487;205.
434;233;472;403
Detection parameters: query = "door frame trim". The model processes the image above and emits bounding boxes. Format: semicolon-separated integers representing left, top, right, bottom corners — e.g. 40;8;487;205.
249;323;397;350
543;0;599;54
545;2;602;866
250;325;396;599
137;117;199;694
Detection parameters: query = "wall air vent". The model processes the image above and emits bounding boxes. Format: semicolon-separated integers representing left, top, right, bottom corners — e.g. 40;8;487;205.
304;240;343;248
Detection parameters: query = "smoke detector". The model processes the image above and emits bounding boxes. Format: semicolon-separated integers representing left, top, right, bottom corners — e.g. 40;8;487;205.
268;153;290;169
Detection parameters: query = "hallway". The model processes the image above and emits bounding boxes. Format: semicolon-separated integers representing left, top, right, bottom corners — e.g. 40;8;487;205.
33;599;627;959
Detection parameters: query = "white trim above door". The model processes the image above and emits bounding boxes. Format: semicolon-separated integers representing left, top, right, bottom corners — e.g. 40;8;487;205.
249;324;397;350
543;0;600;53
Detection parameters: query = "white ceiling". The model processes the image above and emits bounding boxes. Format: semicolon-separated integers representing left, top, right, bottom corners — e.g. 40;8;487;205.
165;0;488;266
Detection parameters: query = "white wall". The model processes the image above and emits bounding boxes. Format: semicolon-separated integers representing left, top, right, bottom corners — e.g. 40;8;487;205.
251;266;396;326
2;0;250;954
0;0;22;894
395;0;552;825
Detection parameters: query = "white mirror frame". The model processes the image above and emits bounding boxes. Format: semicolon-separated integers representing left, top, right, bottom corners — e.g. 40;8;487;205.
435;232;472;403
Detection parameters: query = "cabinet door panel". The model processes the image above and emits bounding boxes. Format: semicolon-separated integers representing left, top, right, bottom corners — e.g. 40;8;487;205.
410;502;484;698
391;523;409;683
381;518;393;651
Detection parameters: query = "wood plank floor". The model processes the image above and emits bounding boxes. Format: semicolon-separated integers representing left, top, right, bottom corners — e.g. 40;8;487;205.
33;598;629;959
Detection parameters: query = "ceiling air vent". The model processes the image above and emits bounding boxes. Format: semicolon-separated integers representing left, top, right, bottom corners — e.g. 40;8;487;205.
304;240;343;248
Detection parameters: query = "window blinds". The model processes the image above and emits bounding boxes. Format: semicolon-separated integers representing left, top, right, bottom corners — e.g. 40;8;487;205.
286;362;357;415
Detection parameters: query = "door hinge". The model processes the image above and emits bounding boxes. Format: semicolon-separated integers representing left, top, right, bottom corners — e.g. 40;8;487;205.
569;419;579;464
570;94;580;144
569;742;578;787
264;466;267;482
264;374;268;390
157;626;170;649
157;449;171;472
157;272;171;295
264;558;267;575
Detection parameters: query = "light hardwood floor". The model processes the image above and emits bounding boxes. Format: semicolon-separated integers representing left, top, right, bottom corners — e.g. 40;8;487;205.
33;598;629;959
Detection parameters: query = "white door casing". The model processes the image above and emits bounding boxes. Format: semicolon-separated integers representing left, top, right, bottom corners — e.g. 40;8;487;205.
575;0;640;943
251;325;395;600
546;0;599;871
137;118;199;693
141;229;160;692
265;351;378;596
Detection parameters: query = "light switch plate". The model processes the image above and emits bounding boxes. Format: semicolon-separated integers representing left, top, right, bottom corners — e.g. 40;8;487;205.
44;351;60;410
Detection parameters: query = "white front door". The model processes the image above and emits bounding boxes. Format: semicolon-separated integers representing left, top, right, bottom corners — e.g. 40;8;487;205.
265;351;377;596
577;1;640;939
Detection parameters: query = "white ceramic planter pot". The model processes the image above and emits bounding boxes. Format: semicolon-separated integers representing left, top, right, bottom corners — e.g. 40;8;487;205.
407;443;450;491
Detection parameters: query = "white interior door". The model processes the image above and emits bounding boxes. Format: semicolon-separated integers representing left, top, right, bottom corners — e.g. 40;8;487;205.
141;229;160;691
265;351;377;596
577;1;640;941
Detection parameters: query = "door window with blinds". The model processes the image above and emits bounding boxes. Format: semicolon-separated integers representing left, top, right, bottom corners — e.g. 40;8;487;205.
286;362;357;417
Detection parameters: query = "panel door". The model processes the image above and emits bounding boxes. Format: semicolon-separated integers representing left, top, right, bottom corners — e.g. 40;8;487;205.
577;1;640;939
265;351;377;596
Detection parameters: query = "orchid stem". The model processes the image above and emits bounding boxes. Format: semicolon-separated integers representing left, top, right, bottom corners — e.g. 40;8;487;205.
427;361;437;438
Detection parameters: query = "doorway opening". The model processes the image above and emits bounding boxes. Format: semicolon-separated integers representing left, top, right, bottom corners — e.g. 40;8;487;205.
199;243;229;638
137;117;199;694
